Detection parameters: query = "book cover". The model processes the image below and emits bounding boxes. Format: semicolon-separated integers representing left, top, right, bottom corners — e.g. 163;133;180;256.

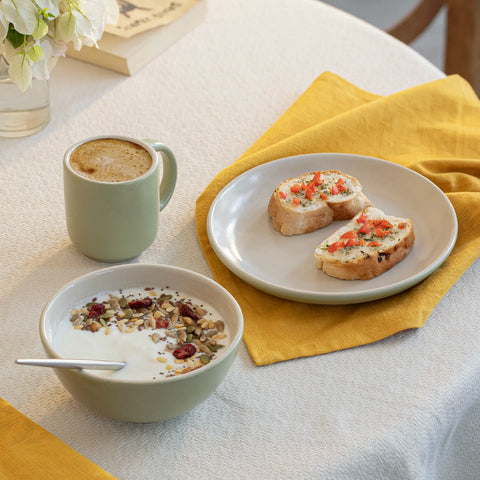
66;0;207;76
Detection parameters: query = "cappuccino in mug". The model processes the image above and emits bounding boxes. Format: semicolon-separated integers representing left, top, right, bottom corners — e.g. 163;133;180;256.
70;138;152;182
64;135;177;262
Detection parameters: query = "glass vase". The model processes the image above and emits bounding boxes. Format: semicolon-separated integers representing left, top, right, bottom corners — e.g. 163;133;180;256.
0;55;50;138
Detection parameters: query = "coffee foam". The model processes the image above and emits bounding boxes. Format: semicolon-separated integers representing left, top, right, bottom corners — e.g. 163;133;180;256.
70;139;152;182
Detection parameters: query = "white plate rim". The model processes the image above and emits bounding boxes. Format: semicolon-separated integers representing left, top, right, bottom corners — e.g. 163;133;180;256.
207;153;458;304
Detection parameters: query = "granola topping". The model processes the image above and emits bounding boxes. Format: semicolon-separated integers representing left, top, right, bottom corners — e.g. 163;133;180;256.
54;287;228;380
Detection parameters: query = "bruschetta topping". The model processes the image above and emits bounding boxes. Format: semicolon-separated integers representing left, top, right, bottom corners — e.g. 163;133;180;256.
281;171;354;207
323;213;403;254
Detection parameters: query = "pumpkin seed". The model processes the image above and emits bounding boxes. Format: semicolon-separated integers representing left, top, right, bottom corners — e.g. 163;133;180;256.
200;354;210;364
209;344;224;352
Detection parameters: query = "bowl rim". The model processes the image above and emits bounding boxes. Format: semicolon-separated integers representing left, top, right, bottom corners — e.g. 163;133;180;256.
39;263;244;385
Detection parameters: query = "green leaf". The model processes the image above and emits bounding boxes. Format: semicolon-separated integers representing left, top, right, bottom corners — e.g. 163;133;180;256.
6;24;26;49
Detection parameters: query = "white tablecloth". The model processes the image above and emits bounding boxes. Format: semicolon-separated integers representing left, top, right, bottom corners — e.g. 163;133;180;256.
2;0;479;478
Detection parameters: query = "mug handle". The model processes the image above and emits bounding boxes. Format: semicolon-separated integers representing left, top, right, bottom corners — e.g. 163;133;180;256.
144;140;177;211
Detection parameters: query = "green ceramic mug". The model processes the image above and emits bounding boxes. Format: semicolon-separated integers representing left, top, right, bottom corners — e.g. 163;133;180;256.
63;135;177;262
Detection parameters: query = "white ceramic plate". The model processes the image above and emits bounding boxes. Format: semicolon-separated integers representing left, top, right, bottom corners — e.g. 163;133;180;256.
207;153;457;304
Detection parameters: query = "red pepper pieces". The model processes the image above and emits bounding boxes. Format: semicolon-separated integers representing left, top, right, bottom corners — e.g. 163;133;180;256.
374;227;387;237
328;241;345;253
340;230;357;240
336;178;347;192
356;213;368;224
358;222;372;235
312;171;324;185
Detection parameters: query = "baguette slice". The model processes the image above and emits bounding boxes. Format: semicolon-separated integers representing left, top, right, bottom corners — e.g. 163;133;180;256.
314;207;415;280
268;170;372;236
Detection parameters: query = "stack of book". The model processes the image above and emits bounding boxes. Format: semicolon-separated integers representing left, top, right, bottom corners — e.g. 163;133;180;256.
66;0;207;75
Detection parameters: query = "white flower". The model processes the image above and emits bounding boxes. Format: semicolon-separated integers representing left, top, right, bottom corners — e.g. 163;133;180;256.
31;36;65;79
9;49;33;91
36;0;60;18
0;9;8;42
1;0;119;90
56;11;76;43
62;0;119;50
0;0;38;35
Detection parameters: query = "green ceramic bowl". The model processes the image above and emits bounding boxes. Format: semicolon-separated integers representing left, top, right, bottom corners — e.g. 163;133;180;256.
39;264;243;423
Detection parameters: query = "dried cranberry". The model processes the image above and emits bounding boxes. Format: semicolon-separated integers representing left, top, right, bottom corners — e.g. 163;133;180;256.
178;303;199;321
88;303;105;318
128;298;152;309
155;318;169;329
173;343;196;359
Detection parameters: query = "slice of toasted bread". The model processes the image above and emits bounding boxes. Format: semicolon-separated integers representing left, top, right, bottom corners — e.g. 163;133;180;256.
268;170;372;236
314;207;415;280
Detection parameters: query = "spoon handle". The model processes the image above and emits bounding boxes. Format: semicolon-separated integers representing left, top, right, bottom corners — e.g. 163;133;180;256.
16;358;126;370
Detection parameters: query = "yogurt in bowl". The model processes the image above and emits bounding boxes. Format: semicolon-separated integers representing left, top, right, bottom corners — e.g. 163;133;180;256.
40;264;244;422
54;286;230;381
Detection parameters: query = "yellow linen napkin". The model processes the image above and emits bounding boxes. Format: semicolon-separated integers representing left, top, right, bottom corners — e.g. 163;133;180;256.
0;398;117;479
195;72;480;366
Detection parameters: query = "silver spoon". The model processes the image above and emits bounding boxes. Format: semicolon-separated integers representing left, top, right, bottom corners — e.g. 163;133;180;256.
16;358;126;370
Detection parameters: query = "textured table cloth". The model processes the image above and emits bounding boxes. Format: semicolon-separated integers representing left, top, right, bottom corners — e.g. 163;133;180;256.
1;0;479;479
